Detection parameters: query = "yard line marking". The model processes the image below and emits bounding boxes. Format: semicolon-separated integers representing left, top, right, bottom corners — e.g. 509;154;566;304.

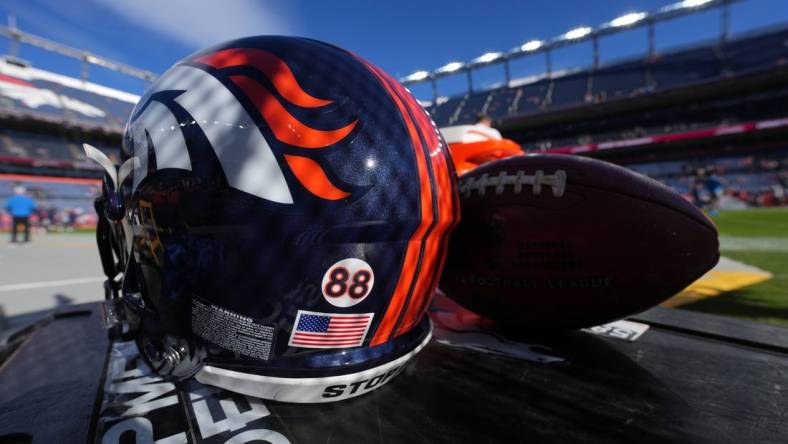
720;236;788;252
0;277;105;292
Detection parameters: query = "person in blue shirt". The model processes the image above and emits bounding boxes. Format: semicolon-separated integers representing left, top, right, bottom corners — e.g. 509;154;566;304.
5;186;37;243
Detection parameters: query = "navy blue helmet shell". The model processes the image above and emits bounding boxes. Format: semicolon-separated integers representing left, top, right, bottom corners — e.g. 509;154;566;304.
99;36;458;403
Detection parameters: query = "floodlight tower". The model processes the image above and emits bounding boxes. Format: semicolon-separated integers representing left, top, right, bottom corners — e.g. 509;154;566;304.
0;18;156;83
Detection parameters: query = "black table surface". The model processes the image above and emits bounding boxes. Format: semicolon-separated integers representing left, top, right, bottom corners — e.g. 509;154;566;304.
0;302;786;444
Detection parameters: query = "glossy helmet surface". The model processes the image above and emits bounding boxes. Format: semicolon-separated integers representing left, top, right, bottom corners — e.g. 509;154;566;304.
90;36;458;403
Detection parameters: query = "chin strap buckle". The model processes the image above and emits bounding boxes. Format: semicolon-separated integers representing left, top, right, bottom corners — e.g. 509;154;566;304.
141;335;207;380
101;298;124;337
101;272;134;340
103;272;122;301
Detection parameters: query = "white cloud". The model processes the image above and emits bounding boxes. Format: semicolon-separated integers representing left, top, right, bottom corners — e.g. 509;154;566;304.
92;0;299;49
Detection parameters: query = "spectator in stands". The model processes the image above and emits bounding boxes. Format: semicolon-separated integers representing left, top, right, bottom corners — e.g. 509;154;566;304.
5;186;37;243
475;114;493;128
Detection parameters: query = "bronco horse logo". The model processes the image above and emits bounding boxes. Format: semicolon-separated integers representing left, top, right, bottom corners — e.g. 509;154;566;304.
121;48;357;204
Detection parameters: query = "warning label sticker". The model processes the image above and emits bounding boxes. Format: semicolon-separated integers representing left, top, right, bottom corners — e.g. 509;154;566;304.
191;298;275;361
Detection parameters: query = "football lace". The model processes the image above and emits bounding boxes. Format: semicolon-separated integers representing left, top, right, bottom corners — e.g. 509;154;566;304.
459;170;567;198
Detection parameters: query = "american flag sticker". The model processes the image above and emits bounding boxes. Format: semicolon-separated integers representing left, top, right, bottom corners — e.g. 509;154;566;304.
289;310;374;349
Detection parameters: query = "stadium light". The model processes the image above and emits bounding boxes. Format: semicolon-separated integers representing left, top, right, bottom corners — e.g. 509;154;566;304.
397;0;736;87
679;0;713;8
437;61;465;73
404;70;430;82
521;40;544;52
473;52;503;64
610;12;648;28
563;26;593;40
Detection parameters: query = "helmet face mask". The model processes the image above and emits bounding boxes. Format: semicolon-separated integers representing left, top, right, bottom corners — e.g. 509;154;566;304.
89;36;458;403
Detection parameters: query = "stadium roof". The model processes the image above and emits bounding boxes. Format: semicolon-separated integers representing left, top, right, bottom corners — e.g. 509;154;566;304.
401;0;740;87
0;23;156;83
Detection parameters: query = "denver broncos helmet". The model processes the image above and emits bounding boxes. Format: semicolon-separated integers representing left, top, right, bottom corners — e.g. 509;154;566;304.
86;36;458;403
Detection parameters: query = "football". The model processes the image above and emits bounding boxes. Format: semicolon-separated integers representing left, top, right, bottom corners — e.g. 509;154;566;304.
440;154;720;329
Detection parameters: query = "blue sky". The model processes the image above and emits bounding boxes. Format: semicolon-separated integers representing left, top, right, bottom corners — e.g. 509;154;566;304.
1;0;787;100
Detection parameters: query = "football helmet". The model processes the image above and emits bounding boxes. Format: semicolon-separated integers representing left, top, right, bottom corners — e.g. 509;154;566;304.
87;36;458;403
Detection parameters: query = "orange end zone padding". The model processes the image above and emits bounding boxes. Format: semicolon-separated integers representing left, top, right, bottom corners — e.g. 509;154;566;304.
0;173;101;186
447;139;522;175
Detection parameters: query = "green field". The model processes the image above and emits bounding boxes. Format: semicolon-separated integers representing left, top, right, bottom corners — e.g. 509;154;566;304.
680;208;788;327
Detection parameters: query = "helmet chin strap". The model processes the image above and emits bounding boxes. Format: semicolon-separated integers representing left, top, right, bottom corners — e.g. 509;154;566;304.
83;142;207;378
83;143;131;340
94;199;123;299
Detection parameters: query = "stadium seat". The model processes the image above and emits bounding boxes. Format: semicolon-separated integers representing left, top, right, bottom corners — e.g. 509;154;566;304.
511;80;549;115
0;76;68;121
430;96;464;126
723;29;788;74
592;61;645;99
454;91;491;124
650;47;722;89
549;73;590;108
485;87;517;119
624;148;788;204
0;61;136;131
0;130;93;162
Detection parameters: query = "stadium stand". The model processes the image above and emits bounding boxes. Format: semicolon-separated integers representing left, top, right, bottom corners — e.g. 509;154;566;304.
649;46;722;89
0;174;100;231
455;92;489;124
432;23;788;209
627;149;788;207
590;61;646;100
0;129;78;161
520;88;788;151
512;80;550;114
0;43;135;230
0;130;117;164
0;57;137;132
548;72;590;108
431;96;465;126
1;15;787;231
427;25;788;126
484;86;518;119
723;28;788;74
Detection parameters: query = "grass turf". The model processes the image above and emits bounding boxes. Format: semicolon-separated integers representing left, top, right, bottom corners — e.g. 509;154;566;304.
679;207;788;327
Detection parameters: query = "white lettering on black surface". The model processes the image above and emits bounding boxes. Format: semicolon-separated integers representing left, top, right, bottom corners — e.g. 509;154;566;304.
192;298;275;360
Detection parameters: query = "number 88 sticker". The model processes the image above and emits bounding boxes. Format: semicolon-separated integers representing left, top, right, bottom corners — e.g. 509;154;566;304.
321;258;375;307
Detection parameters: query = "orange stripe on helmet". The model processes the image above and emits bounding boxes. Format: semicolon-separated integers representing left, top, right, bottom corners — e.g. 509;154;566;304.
192;48;332;108
394;91;460;335
284;154;350;200
378;77;443;337
360;63;436;347
228;75;358;149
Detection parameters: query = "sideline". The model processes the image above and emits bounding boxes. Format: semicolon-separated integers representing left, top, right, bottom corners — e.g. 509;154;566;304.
0;277;105;292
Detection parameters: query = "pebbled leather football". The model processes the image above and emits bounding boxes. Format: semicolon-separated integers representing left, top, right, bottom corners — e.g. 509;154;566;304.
440;154;720;329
